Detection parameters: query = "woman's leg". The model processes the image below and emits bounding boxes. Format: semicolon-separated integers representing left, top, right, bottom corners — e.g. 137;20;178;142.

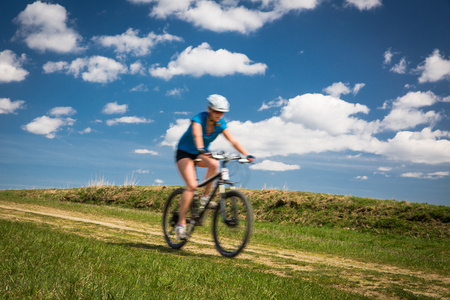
176;158;198;225
197;155;219;196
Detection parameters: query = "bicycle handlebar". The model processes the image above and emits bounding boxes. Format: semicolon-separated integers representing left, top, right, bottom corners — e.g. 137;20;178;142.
211;152;252;163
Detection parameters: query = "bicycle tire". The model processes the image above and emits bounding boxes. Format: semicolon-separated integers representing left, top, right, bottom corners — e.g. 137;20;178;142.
162;188;189;249
212;190;253;258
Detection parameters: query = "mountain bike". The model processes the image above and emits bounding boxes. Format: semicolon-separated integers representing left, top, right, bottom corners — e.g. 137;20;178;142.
162;152;253;258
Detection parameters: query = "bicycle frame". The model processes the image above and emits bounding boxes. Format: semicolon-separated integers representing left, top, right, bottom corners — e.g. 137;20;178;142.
192;158;234;225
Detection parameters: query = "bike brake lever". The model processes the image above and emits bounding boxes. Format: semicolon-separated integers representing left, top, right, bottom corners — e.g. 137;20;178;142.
238;158;250;163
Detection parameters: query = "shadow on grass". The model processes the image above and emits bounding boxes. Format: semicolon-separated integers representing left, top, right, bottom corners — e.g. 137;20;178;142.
108;242;216;258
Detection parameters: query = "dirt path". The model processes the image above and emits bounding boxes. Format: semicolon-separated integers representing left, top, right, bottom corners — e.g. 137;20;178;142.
1;201;448;299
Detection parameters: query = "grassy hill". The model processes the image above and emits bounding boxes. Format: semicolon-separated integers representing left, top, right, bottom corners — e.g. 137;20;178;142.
4;186;449;240
1;186;449;299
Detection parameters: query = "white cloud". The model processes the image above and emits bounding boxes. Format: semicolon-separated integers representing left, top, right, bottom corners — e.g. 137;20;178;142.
43;61;69;73
374;166;391;177
390;91;438;109
426;171;449;179
250;160;300;171
21;115;75;139
383;48;393;65
130;83;149;92
323;82;366;98
161;92;450;165
401;172;422;178
79;127;92;134
352;83;365;95
21;105;77;138
381;108;439;131
377;167;392;172
401;171;449;180
166;87;188;97
376;128;450;165
347;153;362;159
383;48;409;75
134;149;158;155
14;1;83;53
180;1;276;34
176;115;378;159
49;106;76;116
150;42;267;80
44;56;128;83
130;0;319;34
280;93;374;135
154;179;164;185
127;0;385;34
0;50;29;83
0;98;25;114
416;49;450;83
231;119;450;165
258;96;288;111
355;175;368;180
323;82;351;98
390;57;407;74
149;1;270;33
102;102;128;114
161;95;379;158
143;0;192;18
93;28;182;56
130;61;146;75
381;91;441;131
345;0;382;10
134;169;150;174
276;0;318;10
72;56;128;83
106;116;153;126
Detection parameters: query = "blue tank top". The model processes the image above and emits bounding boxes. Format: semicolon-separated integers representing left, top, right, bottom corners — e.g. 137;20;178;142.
177;112;227;154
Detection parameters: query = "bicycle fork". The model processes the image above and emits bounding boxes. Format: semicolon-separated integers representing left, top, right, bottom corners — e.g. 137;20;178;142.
219;184;239;226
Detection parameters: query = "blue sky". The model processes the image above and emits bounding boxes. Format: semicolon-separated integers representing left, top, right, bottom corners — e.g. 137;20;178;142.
1;0;449;206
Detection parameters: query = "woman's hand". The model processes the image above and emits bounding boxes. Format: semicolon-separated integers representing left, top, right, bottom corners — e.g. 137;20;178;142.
198;148;212;157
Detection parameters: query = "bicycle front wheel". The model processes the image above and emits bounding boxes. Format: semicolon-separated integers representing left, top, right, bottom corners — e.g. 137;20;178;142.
162;188;188;249
212;190;253;258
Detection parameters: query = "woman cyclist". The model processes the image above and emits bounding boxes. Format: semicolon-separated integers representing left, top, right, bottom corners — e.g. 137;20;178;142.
175;94;254;239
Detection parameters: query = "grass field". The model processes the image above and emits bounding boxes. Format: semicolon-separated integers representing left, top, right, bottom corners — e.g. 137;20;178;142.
1;187;449;299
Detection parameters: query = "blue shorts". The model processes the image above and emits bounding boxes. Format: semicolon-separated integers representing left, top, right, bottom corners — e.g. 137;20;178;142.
176;149;199;162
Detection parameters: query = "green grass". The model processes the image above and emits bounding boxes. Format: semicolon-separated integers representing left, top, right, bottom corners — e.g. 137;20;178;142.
1;187;449;274
1;220;365;299
4;186;449;240
253;221;449;274
247;190;450;239
1;187;449;299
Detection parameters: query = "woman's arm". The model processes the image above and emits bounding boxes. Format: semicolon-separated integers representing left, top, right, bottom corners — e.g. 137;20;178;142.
192;121;205;151
222;129;253;160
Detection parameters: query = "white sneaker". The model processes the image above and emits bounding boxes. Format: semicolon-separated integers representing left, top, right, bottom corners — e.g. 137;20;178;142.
175;224;187;240
201;196;218;209
207;201;218;209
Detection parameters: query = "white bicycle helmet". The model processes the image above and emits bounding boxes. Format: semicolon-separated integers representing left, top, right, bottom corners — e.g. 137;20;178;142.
207;94;230;112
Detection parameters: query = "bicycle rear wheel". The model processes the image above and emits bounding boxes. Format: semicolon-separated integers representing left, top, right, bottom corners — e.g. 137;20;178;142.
212;190;253;258
162;188;190;249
